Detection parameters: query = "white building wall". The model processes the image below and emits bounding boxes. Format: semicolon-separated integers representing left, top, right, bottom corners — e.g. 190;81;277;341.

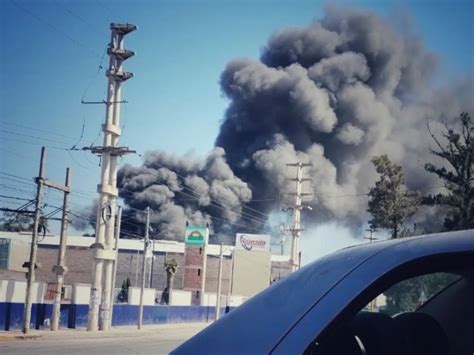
72;283;91;304
128;287;155;305
0;279;45;303
169;290;192;306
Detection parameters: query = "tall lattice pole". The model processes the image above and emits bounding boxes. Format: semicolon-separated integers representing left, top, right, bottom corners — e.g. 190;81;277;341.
87;23;137;331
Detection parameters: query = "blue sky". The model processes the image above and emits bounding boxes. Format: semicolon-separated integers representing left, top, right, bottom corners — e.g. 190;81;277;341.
0;0;473;258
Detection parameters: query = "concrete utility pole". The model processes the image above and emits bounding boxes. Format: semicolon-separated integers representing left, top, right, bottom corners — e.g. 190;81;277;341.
215;243;224;320
138;207;150;330
87;23;137;332
149;239;155;288
22;148;45;334
51;167;71;331
226;251;234;309
23;147;71;334
135;249;140;287
109;205;122;329
285;163;313;272
365;228;378;243
365;228;378;311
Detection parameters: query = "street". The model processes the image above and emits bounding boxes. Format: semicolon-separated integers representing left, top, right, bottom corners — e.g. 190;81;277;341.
0;324;206;355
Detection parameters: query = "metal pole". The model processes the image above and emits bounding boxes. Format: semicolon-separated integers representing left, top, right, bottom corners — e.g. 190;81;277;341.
109;206;122;329
290;164;303;272
149;240;155;288
22;147;46;334
138;207;150;329
200;237;207;306
51;167;71;331
226;250;234;309
135;249;139;287
215;243;223;320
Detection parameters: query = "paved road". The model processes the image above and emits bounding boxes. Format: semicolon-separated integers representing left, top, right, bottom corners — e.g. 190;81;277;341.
0;324;205;354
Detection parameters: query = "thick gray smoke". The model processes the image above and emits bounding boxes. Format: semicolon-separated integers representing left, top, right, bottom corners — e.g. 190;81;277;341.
216;5;472;227
118;5;473;242
118;148;253;242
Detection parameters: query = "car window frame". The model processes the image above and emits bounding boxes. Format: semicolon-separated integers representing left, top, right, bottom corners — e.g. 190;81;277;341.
271;250;474;355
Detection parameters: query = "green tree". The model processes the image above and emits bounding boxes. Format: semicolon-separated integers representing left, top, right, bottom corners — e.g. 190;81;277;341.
368;155;422;238
164;258;178;290
383;273;459;316
424;112;474;231
117;277;131;303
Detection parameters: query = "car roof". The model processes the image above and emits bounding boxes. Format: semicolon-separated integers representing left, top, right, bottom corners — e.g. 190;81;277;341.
172;230;474;355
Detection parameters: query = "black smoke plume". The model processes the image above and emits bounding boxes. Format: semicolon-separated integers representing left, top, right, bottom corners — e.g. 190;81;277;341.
117;5;473;242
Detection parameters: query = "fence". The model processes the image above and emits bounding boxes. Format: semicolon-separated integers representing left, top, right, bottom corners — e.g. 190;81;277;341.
0;303;233;330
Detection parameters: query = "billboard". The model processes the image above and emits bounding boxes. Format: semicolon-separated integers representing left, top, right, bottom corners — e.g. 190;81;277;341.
185;226;209;246
235;233;270;252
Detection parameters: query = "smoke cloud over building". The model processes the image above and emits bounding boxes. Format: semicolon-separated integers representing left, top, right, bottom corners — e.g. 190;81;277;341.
117;5;473;242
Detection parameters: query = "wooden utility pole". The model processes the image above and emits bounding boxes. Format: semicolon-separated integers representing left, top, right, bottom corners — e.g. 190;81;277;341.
138;207;150;329
51;167;71;331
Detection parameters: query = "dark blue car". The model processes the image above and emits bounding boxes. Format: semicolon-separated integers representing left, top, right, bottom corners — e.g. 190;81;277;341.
173;230;474;355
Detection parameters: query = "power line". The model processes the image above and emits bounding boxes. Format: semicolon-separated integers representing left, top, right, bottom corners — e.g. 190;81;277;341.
53;0;103;34
94;0;125;23
81;48;107;103
0;129;72;146
0;183;36;196
0;135;70;151
9;0;101;58
179;184;270;223
0;121;77;141
0;194;33;202
0;146;99;183
118;187;269;228
0;176;35;188
129;160;273;221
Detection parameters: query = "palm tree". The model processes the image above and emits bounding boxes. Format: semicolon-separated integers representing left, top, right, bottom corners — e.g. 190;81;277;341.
162;258;178;304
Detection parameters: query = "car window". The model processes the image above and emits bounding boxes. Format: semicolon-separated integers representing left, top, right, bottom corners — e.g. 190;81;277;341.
363;272;461;315
306;271;467;355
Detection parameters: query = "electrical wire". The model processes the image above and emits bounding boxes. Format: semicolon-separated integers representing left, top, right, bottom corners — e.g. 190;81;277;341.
0;128;72;146
0;121;77;141
81;47;107;103
0;135;71;151
53;0;103;35
0;176;34;187
9;0;102;58
0;194;32;201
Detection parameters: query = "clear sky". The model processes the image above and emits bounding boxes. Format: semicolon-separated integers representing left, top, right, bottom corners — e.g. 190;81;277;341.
0;0;473;261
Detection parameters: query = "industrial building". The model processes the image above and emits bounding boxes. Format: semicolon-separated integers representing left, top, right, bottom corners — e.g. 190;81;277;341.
0;231;291;306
